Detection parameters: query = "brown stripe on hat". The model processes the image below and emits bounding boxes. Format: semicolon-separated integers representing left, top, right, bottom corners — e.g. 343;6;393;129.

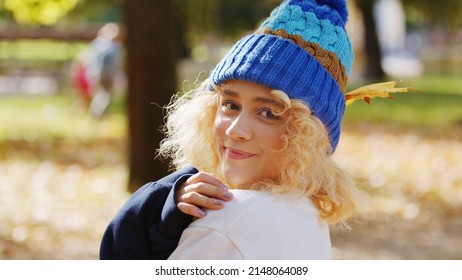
258;28;347;93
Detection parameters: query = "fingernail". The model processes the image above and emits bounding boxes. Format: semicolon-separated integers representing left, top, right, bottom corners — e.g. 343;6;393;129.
213;199;224;206
219;184;229;190
223;191;233;199
197;209;206;217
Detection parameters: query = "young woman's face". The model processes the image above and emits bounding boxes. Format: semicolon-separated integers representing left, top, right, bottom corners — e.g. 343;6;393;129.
213;80;287;187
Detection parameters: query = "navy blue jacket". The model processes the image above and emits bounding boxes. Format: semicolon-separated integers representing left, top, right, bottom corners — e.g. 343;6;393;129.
99;166;199;259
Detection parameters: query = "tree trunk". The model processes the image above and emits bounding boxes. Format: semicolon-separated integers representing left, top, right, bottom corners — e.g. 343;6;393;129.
123;0;177;192
356;0;385;79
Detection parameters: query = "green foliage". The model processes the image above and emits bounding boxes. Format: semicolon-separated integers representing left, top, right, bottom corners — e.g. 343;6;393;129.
67;0;121;23
1;0;121;25
178;0;280;39
3;0;80;25
401;0;462;29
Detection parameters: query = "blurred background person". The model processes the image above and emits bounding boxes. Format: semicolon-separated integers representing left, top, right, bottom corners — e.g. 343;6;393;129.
71;22;123;118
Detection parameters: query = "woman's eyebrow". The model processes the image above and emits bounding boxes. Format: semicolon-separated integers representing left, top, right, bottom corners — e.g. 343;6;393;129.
254;96;285;109
221;88;238;97
221;87;284;109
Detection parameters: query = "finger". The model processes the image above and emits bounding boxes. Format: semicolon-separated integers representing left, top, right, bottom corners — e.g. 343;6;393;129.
183;182;233;202
179;191;227;210
177;202;206;218
182;172;233;201
186;171;228;190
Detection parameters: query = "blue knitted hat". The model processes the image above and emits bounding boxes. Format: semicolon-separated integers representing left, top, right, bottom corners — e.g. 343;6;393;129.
210;0;354;151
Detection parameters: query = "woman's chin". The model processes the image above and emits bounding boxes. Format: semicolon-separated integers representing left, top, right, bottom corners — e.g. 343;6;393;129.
222;168;252;188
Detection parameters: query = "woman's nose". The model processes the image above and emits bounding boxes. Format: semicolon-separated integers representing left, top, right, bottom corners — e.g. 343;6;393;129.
226;114;252;141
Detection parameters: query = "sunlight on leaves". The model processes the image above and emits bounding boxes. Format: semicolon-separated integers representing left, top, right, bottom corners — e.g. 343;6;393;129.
4;0;79;25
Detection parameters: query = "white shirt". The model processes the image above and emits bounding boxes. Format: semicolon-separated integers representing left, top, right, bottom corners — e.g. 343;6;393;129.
168;189;331;260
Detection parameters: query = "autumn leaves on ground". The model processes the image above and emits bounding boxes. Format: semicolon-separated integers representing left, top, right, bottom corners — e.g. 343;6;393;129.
1;76;461;259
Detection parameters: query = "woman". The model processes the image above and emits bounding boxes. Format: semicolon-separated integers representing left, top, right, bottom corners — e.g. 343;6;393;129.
164;78;359;259
101;0;362;259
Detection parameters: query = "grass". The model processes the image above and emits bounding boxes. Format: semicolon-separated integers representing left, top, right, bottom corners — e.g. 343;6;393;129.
1;74;461;142
0;94;126;143
343;75;462;134
0;40;87;61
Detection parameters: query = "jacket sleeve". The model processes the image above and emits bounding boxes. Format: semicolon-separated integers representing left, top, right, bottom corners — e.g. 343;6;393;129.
168;227;244;260
99;167;198;260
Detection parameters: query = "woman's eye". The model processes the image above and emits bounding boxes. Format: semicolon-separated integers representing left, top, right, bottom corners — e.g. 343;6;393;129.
221;100;239;112
260;108;280;120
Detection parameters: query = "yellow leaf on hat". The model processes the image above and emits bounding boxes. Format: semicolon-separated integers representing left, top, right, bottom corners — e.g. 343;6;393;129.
345;80;420;106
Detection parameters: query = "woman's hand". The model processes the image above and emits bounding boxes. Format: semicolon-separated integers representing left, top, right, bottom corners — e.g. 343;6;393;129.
175;171;233;218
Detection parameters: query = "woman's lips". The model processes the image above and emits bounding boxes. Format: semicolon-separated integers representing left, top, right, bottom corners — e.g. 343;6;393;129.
225;147;255;160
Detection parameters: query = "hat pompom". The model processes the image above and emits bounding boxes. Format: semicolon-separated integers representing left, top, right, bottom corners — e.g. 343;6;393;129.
316;0;348;23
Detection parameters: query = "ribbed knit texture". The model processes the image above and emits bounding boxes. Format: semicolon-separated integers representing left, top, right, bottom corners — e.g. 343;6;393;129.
211;0;353;151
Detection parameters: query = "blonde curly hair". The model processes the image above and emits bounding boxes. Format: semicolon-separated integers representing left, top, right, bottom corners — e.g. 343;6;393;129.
159;79;362;225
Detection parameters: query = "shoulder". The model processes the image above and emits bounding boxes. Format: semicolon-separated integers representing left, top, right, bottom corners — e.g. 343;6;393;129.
187;190;331;259
194;190;321;230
